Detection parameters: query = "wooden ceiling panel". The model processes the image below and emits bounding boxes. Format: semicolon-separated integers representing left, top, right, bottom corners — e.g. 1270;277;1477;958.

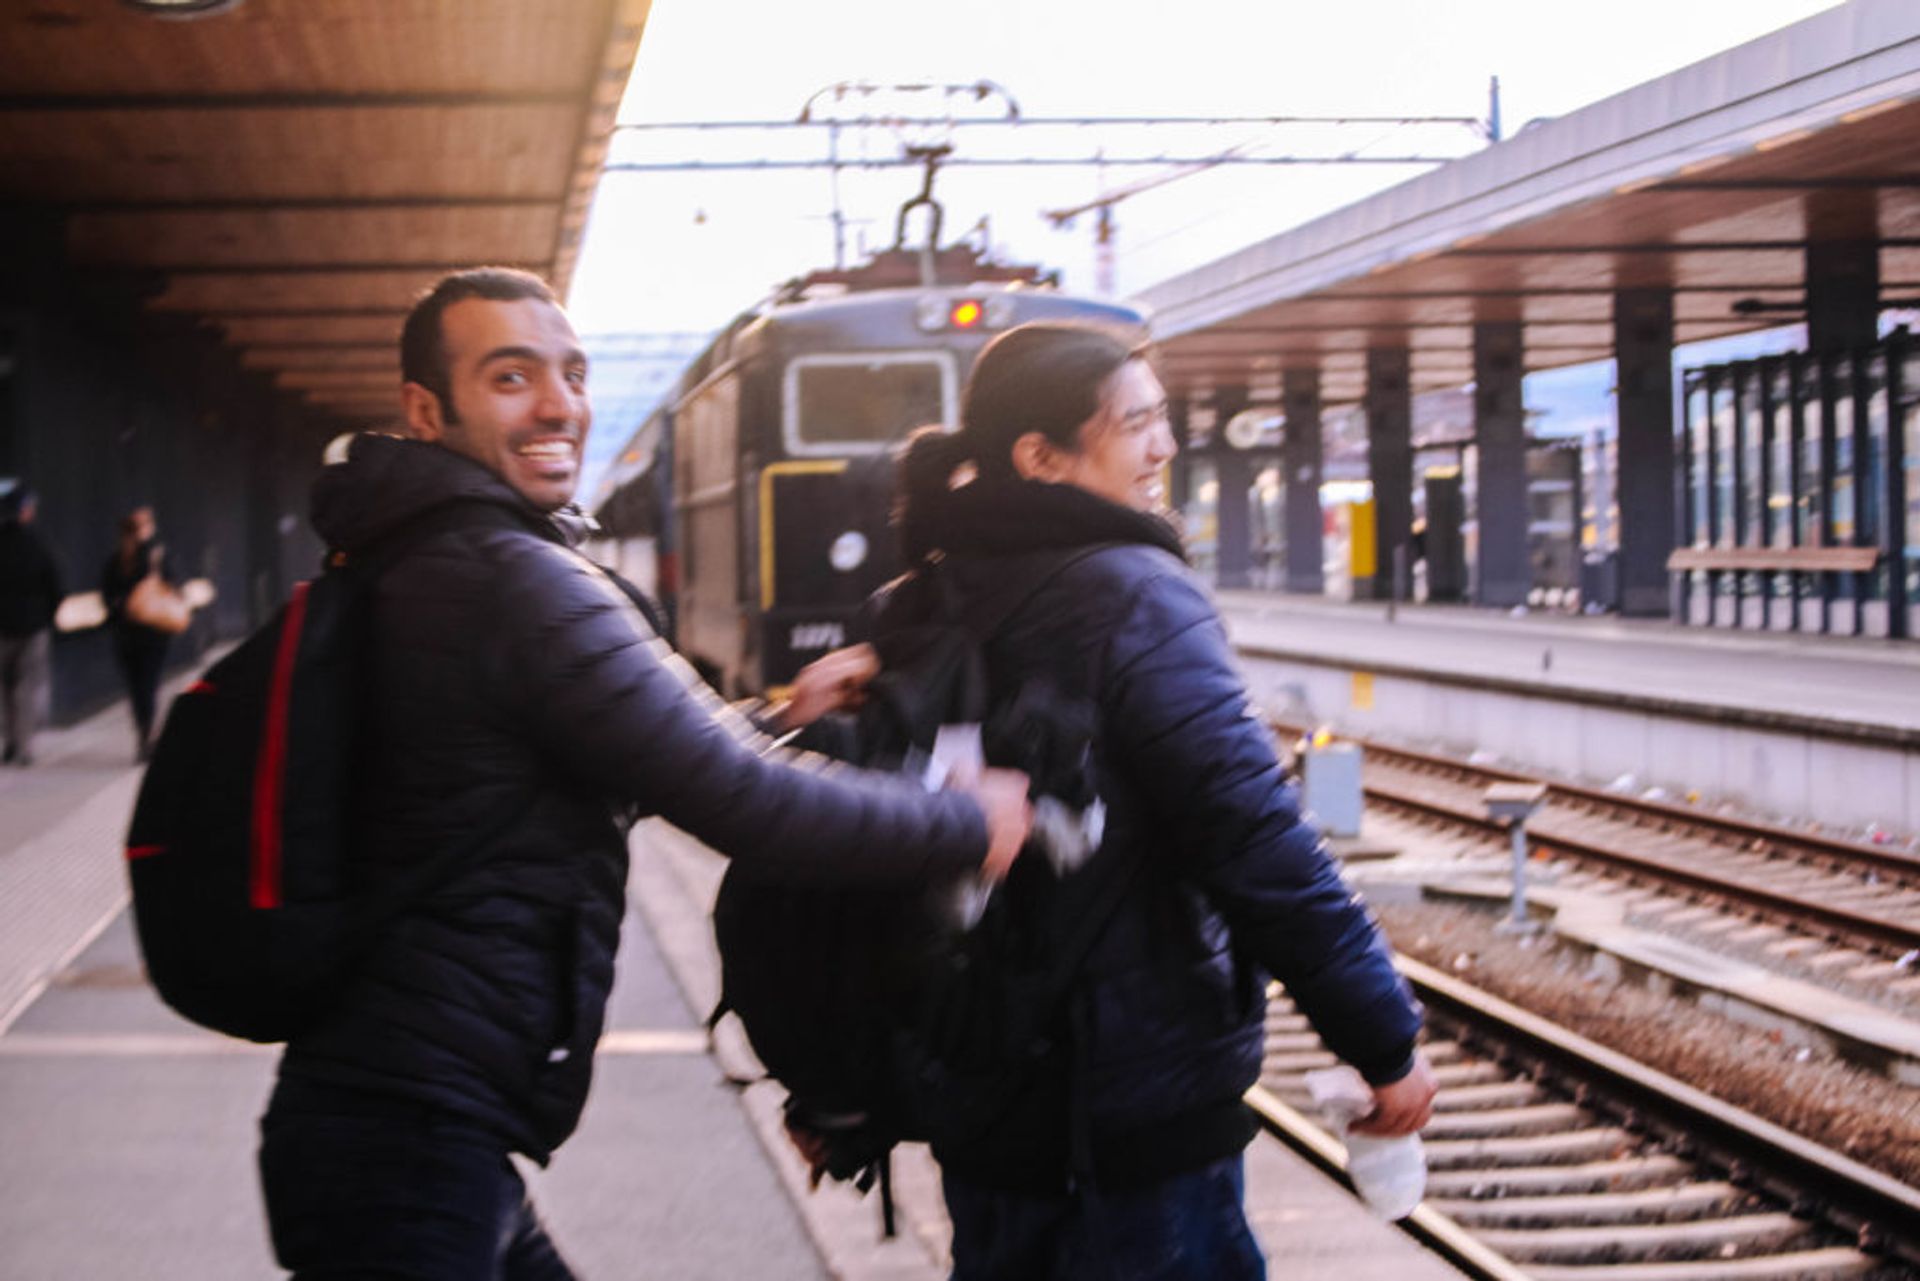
1;0;651;427
1149;84;1920;398
0;105;580;203
216;313;402;345
240;345;396;371
2;1;615;97
70;206;560;268
275;368;395;389
151;269;469;314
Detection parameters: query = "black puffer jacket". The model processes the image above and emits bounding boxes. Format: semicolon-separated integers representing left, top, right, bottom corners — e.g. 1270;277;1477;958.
0;521;62;637
280;435;988;1161
878;478;1422;1191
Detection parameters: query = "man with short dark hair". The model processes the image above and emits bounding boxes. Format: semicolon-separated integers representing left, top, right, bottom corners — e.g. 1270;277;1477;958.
255;267;1032;1279
0;481;62;767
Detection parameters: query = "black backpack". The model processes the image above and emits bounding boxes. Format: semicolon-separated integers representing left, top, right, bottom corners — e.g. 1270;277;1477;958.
123;502;526;1042
710;546;1140;1213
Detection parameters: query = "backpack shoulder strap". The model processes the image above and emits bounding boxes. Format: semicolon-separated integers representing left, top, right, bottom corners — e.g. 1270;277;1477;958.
579;556;670;638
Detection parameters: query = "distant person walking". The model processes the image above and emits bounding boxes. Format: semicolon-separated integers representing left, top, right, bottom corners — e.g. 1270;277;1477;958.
0;480;63;766
99;506;172;761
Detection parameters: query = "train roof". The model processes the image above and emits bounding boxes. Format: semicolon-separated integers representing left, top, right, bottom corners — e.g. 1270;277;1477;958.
588;246;1149;514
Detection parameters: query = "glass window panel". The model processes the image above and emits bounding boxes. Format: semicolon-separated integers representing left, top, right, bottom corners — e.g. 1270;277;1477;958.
1685;379;1710;545
1862;353;1886;545
1739;367;1764;545
1711;378;1735;544
788;355;949;450
1831;356;1855;543
1769;365;1794;548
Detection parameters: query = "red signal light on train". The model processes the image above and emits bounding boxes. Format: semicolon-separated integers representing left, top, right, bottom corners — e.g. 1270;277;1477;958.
949;299;985;329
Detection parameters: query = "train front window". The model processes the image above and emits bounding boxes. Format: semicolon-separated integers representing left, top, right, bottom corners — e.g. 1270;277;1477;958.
784;353;955;455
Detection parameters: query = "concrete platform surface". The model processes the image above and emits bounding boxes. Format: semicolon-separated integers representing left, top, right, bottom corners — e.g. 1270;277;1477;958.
1218;591;1920;740
0;684;1466;1280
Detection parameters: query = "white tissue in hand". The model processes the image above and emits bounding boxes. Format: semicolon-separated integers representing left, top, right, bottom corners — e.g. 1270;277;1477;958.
1304;1065;1426;1220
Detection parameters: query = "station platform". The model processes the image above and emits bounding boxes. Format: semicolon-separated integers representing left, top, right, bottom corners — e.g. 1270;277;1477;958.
1216;590;1920;742
1218;589;1920;842
0;676;1464;1280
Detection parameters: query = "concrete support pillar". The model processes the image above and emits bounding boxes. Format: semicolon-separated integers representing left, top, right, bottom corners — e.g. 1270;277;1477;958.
1364;349;1413;600
1613;287;1676;617
1806;240;1880;353
1473;321;1530;607
1212;385;1253;590
1281;366;1325;594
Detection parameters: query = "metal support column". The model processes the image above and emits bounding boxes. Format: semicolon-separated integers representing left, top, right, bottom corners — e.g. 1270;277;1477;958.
1212;385;1254;590
1473;321;1529;608
1281;365;1325;595
1364;348;1412;602
1888;331;1911;639
1806;240;1880;355
1615;287;1676;617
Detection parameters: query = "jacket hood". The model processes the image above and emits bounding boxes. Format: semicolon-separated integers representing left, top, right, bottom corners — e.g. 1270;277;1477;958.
311;433;590;552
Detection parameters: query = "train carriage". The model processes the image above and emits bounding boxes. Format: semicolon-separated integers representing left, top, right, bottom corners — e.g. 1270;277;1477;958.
594;243;1146;696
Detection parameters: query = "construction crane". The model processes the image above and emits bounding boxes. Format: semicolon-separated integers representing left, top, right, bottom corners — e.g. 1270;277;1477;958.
1041;77;1505;296
1042;148;1251;297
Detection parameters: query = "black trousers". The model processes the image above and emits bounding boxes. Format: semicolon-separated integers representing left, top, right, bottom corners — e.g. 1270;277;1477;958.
112;628;168;746
258;1080;577;1281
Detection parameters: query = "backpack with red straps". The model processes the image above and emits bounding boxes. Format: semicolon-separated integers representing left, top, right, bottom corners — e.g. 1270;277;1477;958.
123;502;519;1042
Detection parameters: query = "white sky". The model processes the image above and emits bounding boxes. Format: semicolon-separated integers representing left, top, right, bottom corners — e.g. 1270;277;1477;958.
570;0;1841;332
566;0;1843;480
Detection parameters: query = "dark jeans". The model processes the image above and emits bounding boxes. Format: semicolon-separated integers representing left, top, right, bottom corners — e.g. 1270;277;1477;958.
112;629;168;748
258;1082;576;1281
0;630;49;760
943;1154;1266;1281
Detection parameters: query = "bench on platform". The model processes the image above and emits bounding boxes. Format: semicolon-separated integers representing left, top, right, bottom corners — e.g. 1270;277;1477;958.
1666;545;1880;575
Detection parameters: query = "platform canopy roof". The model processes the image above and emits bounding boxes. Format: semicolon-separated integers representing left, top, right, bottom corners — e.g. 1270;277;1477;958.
1136;0;1920;406
0;0;650;424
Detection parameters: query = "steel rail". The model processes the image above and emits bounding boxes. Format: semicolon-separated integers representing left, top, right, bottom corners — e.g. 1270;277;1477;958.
1400;955;1920;1268
1269;720;1920;954
1243;1084;1532;1281
1369;772;1920;957
1271;718;1920;884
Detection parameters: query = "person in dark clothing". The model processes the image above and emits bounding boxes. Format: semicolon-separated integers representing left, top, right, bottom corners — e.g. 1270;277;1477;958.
791;323;1436;1280
255;267;1033;1281
0;481;63;766
98;505;171;761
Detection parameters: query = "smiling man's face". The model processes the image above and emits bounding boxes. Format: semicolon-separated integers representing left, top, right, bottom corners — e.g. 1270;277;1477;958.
405;296;591;511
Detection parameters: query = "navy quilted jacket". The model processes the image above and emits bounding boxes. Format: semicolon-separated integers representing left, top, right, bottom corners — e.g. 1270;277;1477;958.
882;478;1422;1190
281;435;987;1161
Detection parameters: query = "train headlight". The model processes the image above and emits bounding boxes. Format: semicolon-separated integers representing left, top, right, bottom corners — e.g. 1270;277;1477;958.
829;530;869;573
916;295;1003;332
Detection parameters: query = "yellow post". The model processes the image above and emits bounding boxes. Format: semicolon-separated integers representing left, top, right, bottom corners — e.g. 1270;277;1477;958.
1349;498;1378;580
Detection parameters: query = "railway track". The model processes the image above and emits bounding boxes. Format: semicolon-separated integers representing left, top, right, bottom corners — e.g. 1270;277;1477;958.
1272;722;1920;967
1254;956;1920;1280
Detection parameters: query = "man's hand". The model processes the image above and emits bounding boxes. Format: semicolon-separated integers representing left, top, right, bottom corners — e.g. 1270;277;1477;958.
959;767;1033;882
1349;1052;1438;1137
778;643;880;730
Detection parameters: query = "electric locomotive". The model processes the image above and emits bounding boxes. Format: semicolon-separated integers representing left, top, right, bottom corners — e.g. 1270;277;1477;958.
592;222;1146;696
